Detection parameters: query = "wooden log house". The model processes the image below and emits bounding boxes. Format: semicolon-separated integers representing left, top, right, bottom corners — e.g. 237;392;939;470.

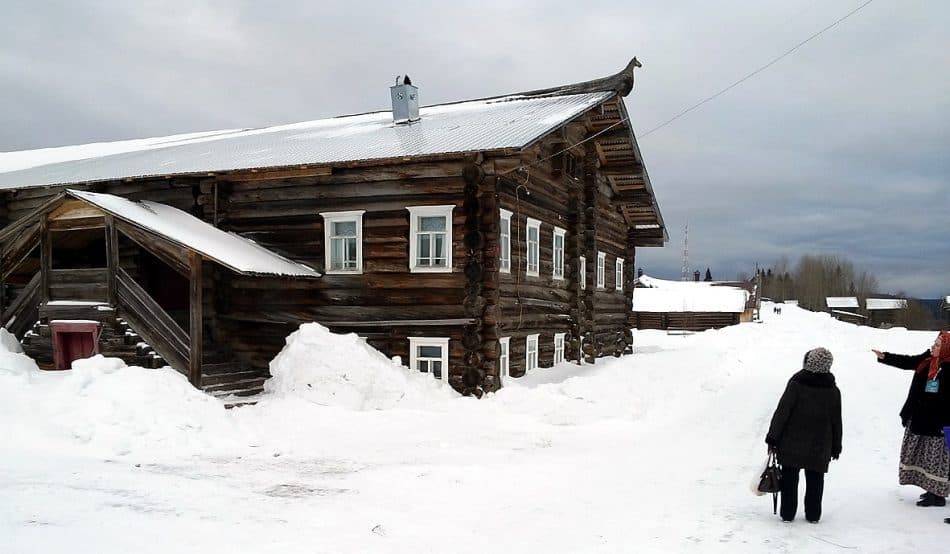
0;59;667;396
865;298;908;328
631;275;752;332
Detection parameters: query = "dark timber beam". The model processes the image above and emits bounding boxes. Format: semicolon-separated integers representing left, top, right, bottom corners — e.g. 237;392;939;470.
104;215;118;306
189;252;203;387
39;218;51;304
0;241;5;315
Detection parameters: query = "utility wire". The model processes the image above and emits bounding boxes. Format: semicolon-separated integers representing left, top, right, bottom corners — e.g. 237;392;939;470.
639;0;876;138
499;0;875;176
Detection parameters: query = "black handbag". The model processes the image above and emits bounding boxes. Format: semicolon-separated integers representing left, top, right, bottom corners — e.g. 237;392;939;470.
758;451;782;514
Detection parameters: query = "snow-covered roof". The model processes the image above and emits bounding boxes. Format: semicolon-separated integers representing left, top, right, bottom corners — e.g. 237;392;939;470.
865;298;907;310
0;92;612;190
68;190;320;278
831;309;866;319
631;275;749;313
826;297;859;309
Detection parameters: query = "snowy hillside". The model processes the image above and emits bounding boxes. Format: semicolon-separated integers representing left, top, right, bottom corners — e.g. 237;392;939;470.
2;306;947;553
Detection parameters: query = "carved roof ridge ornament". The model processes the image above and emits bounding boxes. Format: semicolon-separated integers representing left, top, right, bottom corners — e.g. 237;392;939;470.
514;57;642;99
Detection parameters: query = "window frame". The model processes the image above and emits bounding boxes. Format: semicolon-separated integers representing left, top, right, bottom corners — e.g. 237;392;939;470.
320;210;365;274
499;337;510;385
408;337;450;382
597;251;606;289
526;334;539;371
616;257;625;291
525;217;541;277
407;205;455;273
552;227;566;280
499;209;512;274
579;255;586;290
554;332;566;365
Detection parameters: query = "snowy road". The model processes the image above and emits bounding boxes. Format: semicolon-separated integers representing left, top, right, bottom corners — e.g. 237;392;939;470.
2;305;947;552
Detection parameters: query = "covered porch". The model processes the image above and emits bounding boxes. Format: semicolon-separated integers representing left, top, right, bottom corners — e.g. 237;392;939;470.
0;190;319;396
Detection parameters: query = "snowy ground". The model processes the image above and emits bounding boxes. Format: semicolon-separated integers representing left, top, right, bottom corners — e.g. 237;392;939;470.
2;304;947;553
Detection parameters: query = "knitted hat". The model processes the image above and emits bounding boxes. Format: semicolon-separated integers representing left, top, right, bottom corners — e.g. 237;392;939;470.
803;347;834;373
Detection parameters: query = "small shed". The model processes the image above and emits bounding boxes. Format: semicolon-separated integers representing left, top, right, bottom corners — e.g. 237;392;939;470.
631;275;750;331
865;298;908;328
826;297;863;324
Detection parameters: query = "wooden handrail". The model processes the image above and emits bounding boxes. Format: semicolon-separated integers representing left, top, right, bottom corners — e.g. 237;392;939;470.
115;268;190;373
1;272;42;339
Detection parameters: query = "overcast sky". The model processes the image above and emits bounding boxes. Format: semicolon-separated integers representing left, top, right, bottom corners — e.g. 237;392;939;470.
2;0;948;298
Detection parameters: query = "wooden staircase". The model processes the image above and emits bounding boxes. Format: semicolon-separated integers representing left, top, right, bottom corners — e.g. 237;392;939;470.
21;301;268;402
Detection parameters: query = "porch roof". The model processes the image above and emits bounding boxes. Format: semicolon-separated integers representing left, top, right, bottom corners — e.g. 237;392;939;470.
67;190;320;278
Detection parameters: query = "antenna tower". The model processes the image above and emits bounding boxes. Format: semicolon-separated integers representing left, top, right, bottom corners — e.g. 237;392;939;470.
681;221;690;281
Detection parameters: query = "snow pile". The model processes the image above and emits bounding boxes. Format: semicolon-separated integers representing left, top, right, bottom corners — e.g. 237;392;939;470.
0;346;235;457
0;327;23;353
266;322;455;410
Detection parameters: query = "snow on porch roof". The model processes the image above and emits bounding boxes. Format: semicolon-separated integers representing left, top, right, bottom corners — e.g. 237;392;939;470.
0;92;612;190
67;190;320;278
631;274;749;313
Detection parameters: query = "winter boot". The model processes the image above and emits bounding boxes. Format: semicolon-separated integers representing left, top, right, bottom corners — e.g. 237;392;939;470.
916;493;946;507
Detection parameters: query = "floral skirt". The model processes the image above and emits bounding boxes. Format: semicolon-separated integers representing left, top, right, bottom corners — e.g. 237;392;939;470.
899;426;950;497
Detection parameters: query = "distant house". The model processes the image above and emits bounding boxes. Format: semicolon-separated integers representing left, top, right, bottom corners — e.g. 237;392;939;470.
631;275;752;331
865;298;908;328
942;296;950;326
825;297;864;325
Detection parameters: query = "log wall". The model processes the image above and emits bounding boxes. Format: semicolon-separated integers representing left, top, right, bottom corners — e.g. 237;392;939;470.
205;159;475;390
633;312;740;331
483;133;635;384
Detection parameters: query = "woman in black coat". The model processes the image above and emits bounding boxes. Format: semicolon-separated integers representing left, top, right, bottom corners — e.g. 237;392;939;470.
766;347;843;523
872;331;950;508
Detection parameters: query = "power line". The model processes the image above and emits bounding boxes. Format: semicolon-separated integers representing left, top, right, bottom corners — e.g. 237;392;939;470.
639;0;877;139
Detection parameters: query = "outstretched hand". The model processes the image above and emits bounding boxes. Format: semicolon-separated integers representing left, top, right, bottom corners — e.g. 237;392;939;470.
872;349;884;360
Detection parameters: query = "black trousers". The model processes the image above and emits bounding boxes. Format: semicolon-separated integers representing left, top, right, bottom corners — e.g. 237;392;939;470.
780;465;825;522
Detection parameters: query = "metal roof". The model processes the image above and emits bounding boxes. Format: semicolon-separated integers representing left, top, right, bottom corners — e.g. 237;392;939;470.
0;92;612;190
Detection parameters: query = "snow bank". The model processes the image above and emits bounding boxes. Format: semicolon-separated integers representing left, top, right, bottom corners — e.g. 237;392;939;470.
266;322;454;410
0;344;235;457
0;327;23;353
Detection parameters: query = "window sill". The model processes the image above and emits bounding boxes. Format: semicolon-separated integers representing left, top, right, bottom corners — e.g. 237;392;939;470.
410;266;453;274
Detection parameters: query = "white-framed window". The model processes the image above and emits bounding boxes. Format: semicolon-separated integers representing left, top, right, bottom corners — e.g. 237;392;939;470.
407;205;454;273
526;334;539;371
579;256;586;290
554;332;565;365
499;209;512;274
499;337;510;384
552;227;565;280
616;257;624;291
409;337;449;381
597;251;606;289
526;218;540;277
320;210;365;274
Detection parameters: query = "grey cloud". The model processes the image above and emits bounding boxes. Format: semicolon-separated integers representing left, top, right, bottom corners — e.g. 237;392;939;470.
2;0;947;296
